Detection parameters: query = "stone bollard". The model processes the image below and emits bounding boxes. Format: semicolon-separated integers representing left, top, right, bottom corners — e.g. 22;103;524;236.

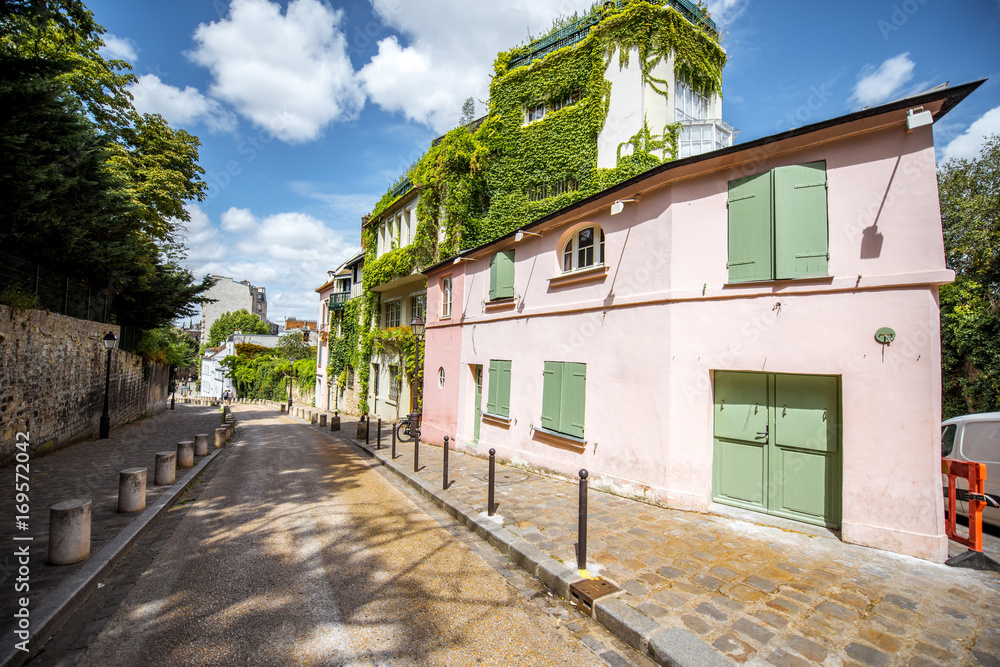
356;417;368;439
215;427;227;448
118;468;147;513
154;452;176;485
279;404;287;413
310;411;318;425
319;414;327;427
49;499;91;565
194;433;209;456
330;414;341;431
177;440;195;468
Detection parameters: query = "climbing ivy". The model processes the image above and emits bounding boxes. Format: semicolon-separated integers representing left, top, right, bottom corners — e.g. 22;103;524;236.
353;0;724;407
478;0;725;240
363;0;724;257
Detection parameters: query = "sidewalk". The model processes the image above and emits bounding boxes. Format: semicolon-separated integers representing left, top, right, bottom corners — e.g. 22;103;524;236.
323;412;1000;666
0;404;232;665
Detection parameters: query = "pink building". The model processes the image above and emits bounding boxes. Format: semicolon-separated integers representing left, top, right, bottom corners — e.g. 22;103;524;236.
421;81;983;561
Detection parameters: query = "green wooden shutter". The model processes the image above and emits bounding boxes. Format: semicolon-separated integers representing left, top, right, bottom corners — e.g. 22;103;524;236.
561;362;587;439
486;359;499;415
495;250;515;299
498;360;512;417
774;162;828;279
541;362;562;431
489;254;498;301
728;172;774;283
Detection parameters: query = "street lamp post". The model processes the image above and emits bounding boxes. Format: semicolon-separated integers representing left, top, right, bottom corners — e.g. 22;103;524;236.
99;332;118;439
287;357;294;412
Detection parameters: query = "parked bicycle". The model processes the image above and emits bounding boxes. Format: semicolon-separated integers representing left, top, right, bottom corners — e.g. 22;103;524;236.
395;411;422;443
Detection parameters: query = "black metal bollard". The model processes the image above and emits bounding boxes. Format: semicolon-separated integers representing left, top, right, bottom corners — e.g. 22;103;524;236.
170;393;175;410
391;422;396;460
414;431;420;472
577;469;589;571
488;448;497;516
442;436;450;490
365;415;370;445
377;417;382;450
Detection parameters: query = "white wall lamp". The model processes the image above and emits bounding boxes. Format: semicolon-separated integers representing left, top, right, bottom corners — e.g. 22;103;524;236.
514;230;542;242
610;196;640;215
906;107;933;132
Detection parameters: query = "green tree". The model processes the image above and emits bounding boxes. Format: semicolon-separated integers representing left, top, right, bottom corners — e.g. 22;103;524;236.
274;329;315;361
207;310;271;347
939;135;1000;418
0;0;212;326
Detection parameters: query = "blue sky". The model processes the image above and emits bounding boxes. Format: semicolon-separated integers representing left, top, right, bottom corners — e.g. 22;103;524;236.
85;0;1000;324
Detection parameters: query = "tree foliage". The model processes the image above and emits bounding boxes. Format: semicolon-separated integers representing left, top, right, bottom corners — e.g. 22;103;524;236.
0;0;212;330
207;309;271;347
274;329;315;361
939;135;1000;418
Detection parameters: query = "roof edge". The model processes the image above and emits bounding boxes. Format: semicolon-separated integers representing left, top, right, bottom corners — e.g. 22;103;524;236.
423;79;986;275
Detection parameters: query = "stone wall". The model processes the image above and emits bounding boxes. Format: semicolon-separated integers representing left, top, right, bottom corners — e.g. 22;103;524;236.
0;306;169;466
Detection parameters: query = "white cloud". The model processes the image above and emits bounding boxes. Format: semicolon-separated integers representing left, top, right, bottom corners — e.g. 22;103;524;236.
942;106;1000;162
189;0;364;143
177;205;226;265
130;74;238;134
182;206;359;321
358;0;594;133
851;52;915;108
100;33;138;62
220;207;257;232
705;0;749;27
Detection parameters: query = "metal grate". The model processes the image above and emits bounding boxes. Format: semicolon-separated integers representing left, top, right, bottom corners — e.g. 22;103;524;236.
569;578;620;616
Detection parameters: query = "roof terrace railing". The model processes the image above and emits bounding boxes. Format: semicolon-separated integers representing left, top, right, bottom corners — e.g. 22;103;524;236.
508;0;717;71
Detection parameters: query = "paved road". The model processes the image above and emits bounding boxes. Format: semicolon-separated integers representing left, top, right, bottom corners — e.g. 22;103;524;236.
75;407;607;666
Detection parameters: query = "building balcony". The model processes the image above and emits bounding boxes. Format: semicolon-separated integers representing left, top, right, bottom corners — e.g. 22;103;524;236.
328;291;351;311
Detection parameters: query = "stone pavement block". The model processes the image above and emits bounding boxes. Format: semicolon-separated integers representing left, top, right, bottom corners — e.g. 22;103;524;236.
732;617;775;645
765;649;811;667
594;598;660;653
786;635;827;662
845;642;891;666
680;614;711;634
648;628;729;667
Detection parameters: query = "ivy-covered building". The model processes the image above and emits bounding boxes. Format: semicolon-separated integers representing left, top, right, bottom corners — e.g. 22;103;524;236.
331;0;732;420
317;251;365;414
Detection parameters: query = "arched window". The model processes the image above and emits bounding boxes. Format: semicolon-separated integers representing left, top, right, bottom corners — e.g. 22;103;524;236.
562;226;605;273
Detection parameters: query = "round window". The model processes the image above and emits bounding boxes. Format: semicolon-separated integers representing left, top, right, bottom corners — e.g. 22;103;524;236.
438;367;446;388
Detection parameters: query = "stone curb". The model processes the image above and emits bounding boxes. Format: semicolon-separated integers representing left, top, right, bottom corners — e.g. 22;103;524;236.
333;426;728;667
0;427;234;667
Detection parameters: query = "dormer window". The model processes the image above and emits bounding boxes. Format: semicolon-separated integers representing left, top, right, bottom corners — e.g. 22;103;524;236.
562;225;605;273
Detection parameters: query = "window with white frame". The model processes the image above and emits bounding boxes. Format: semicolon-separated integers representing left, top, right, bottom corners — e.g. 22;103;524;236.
562;226;605;273
441;276;452;318
675;77;711;122
527;103;546;123
410;293;425;324
384;299;401;328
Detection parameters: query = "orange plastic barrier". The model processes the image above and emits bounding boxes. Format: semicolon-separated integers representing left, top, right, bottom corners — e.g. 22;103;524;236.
942;458;988;552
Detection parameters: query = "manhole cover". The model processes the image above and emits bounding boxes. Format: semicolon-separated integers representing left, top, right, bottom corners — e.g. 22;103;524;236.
481;471;532;485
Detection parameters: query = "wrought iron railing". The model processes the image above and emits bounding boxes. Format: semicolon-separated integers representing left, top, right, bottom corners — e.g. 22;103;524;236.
328;291;351;311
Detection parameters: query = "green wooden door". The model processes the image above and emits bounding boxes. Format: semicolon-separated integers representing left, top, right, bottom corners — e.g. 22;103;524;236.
713;371;841;528
473;365;482;443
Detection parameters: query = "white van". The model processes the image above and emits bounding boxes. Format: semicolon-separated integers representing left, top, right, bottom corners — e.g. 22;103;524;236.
942;412;1000;528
